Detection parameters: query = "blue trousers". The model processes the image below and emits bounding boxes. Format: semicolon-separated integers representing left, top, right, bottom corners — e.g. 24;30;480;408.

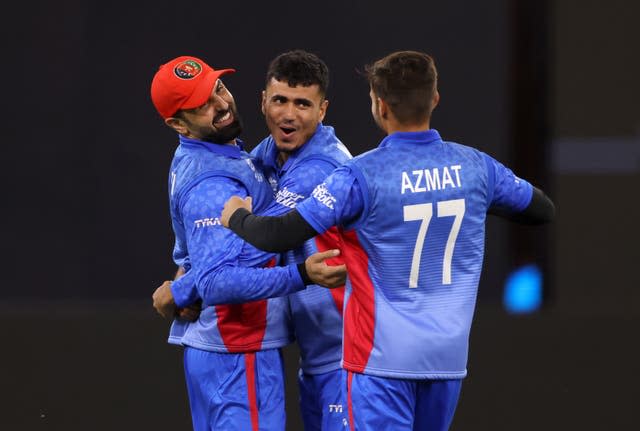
346;371;461;431
298;368;348;430
183;347;286;431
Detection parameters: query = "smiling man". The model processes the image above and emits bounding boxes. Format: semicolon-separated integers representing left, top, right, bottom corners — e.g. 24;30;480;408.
149;55;344;431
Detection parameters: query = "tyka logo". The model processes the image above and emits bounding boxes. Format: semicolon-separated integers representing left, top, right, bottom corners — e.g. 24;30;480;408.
329;404;343;413
194;217;221;228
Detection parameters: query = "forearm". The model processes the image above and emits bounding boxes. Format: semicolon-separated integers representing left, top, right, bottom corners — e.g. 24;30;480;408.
489;186;555;225
170;269;200;307
228;208;318;252
196;263;308;306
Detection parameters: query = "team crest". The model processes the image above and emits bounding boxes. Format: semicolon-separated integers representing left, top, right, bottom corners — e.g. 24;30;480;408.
174;60;202;79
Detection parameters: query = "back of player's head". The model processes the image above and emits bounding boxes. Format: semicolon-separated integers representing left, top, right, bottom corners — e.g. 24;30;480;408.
266;50;329;97
366;51;438;125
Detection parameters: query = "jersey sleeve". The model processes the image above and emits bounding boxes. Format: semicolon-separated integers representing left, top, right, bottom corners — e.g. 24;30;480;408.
169;175;305;306
261;158;338;216
483;153;533;212
296;165;365;233
170;268;199;307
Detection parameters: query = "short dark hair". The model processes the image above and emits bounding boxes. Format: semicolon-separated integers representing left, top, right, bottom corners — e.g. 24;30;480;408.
366;51;438;125
266;50;329;96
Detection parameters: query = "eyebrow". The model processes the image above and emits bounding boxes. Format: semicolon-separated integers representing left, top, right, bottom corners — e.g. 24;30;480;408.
272;94;313;106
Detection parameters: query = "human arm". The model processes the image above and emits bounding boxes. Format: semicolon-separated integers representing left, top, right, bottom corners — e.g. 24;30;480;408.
152;266;202;321
222;166;366;253
484;154;555;224
488;186;555;224
170;175;335;306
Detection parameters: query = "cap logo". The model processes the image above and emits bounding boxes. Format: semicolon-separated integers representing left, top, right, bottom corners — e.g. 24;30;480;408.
174;60;203;80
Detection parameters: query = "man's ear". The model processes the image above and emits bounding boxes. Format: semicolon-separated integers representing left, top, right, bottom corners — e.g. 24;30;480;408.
318;98;329;122
165;116;187;135
378;97;389;120
261;90;267;116
432;90;440;111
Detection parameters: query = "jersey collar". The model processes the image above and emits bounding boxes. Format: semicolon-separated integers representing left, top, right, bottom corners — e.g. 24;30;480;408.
178;135;245;159
378;129;441;148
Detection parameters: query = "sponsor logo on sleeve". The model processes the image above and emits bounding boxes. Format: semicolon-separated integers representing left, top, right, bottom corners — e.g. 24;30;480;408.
311;183;336;210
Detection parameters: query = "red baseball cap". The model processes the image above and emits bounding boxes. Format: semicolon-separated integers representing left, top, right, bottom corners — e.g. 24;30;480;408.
150;55;235;119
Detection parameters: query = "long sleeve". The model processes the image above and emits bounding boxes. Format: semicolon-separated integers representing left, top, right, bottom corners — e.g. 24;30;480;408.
170;175;305;306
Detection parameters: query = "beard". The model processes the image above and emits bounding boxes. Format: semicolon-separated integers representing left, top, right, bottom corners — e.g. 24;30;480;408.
201;104;244;144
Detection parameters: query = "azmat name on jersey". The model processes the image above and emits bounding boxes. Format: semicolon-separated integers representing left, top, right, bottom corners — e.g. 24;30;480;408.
401;164;463;194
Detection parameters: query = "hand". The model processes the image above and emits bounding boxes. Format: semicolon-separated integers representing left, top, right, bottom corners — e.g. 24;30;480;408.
305;249;347;288
152;281;176;319
152;281;202;322
221;196;252;227
176;299;202;322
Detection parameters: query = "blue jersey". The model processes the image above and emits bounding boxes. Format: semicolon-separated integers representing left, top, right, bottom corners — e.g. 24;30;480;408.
166;135;302;353
296;129;533;379
253;124;352;374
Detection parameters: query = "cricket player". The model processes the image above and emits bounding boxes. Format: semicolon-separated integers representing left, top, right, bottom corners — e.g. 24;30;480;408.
220;51;555;430
253;50;351;430
149;55;343;431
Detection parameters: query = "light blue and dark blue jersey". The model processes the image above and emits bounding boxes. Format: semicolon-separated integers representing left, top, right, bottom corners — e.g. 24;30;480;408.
166;135;302;353
253;124;352;374
296;129;533;379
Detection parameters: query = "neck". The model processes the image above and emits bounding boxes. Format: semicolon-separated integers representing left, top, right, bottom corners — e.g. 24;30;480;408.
278;152;289;166
385;119;430;135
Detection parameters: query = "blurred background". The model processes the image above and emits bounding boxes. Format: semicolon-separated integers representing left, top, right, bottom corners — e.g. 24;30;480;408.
2;0;638;429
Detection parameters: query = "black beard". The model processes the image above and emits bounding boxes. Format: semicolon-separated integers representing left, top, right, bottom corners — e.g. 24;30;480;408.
203;116;243;144
200;102;245;144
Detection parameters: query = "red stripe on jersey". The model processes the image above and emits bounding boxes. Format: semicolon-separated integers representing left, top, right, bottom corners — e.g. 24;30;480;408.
347;371;355;431
214;258;275;352
314;226;345;315
340;230;375;373
244;353;260;431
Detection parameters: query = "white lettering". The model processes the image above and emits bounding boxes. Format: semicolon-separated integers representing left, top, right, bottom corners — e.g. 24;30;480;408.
329;404;343;413
194;217;222;228
312;183;337;210
441;166;455;189
401;171;414;194
412;170;426;192
245;159;264;182
451;165;462;187
400;165;464;194
424;168;440;191
275;187;306;209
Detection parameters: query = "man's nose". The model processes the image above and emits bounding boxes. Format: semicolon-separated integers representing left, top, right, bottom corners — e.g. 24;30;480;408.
282;102;296;120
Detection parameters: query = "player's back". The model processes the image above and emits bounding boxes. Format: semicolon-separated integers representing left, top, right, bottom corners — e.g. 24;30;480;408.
341;129;491;379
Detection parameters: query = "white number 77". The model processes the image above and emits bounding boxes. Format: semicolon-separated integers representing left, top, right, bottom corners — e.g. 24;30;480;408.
403;199;465;288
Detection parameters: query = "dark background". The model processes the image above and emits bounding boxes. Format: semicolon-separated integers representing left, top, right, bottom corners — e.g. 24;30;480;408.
2;0;638;429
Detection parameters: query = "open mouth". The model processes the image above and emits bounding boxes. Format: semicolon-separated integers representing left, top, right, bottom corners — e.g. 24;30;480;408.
279;126;296;137
213;111;233;127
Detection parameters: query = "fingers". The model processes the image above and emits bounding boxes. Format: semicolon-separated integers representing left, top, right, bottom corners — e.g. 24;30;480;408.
305;250;347;289
308;249;341;264
152;281;175;319
222;195;248;227
176;307;200;322
322;264;347;288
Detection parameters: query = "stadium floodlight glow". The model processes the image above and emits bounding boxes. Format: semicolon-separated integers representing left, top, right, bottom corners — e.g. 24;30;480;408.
503;264;543;314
